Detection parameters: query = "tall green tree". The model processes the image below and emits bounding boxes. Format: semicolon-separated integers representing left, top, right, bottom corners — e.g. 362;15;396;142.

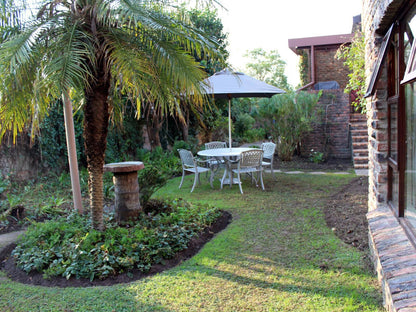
0;0;221;230
244;48;291;91
188;7;228;75
186;7;228;142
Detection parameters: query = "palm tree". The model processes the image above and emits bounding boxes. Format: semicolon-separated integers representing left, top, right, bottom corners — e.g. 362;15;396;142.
0;0;221;230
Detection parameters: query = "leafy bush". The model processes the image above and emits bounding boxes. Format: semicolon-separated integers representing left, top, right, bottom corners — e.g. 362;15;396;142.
257;91;322;161
136;147;181;178
244;128;266;142
113;147;182;206
309;149;325;164
234;113;255;137
12;199;222;281
172;140;196;155
138;166;168;206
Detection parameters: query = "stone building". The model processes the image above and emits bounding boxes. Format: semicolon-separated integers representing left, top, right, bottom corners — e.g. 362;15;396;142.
288;23;368;167
363;0;416;310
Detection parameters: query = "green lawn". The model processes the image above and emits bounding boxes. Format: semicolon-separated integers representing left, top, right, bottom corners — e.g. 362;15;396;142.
0;172;384;311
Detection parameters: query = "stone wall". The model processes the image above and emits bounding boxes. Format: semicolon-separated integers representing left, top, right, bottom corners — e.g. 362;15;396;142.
0;134;41;181
363;0;391;211
300;90;351;160
362;1;416;311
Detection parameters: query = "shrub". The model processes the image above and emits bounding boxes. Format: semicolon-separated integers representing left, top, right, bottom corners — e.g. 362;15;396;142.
309;149;325;164
257;91;322;161
234;113;255;138
172;140;196;155
12;199;222;281
128;147;181;206
138;166;168;206
244;128;266;143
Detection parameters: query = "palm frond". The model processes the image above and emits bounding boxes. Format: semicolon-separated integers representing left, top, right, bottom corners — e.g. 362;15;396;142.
0;18;62;142
44;20;95;92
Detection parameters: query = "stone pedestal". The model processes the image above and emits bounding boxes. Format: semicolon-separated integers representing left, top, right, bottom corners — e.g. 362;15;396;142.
103;161;144;223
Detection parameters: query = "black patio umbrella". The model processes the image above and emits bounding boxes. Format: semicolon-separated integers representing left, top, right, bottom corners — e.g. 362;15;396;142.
201;68;285;148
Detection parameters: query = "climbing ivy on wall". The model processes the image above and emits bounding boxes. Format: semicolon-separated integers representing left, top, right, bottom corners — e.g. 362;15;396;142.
298;49;309;88
38;100;86;172
336;31;366;113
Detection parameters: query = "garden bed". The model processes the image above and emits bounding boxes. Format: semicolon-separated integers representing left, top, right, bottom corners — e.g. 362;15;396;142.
0;209;231;287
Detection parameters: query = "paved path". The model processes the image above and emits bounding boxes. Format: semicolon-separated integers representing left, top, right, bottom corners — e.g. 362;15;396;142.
267;169;367;176
0;230;25;249
0;230;25;253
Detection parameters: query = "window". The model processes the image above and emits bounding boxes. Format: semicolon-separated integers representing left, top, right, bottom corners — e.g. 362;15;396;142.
365;25;394;98
405;84;416;229
402;14;416;229
367;3;416;235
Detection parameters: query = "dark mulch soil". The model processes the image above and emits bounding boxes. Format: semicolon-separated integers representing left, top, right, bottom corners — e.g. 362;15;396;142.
0;157;371;287
324;176;369;252
325;176;373;271
275;155;353;172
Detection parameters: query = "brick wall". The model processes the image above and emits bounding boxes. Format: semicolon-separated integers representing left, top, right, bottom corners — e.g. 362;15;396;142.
315;47;351;90
300;90;351;159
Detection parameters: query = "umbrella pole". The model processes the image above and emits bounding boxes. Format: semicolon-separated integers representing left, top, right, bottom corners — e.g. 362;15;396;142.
228;98;232;150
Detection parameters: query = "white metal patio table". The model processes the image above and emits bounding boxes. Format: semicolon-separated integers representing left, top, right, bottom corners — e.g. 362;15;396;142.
197;147;255;188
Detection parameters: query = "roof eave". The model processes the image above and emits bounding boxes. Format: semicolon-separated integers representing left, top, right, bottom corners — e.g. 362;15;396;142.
288;33;354;53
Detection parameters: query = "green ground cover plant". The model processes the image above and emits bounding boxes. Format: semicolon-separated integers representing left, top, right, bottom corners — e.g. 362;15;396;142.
0;172;383;311
11;199;220;281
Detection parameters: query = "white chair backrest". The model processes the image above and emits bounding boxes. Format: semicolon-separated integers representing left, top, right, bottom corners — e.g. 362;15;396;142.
205;141;227;150
239;150;263;168
178;149;195;168
261;142;276;158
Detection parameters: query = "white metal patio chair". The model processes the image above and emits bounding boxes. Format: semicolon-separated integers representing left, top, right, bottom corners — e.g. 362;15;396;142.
261;142;277;180
205;141;227;150
178;149;212;192
231;149;265;194
204;141;227;183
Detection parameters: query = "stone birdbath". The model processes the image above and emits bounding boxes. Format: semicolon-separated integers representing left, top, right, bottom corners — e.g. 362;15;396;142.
103;161;144;223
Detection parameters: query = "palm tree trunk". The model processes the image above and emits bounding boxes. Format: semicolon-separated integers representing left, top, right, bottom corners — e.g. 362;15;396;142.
84;78;110;231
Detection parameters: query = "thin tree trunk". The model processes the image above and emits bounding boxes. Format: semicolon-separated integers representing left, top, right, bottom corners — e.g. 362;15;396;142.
62;91;83;214
84;78;110;231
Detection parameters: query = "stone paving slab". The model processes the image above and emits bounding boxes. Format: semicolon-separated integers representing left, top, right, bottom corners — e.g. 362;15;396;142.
368;205;416;311
0;230;25;249
355;169;369;176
